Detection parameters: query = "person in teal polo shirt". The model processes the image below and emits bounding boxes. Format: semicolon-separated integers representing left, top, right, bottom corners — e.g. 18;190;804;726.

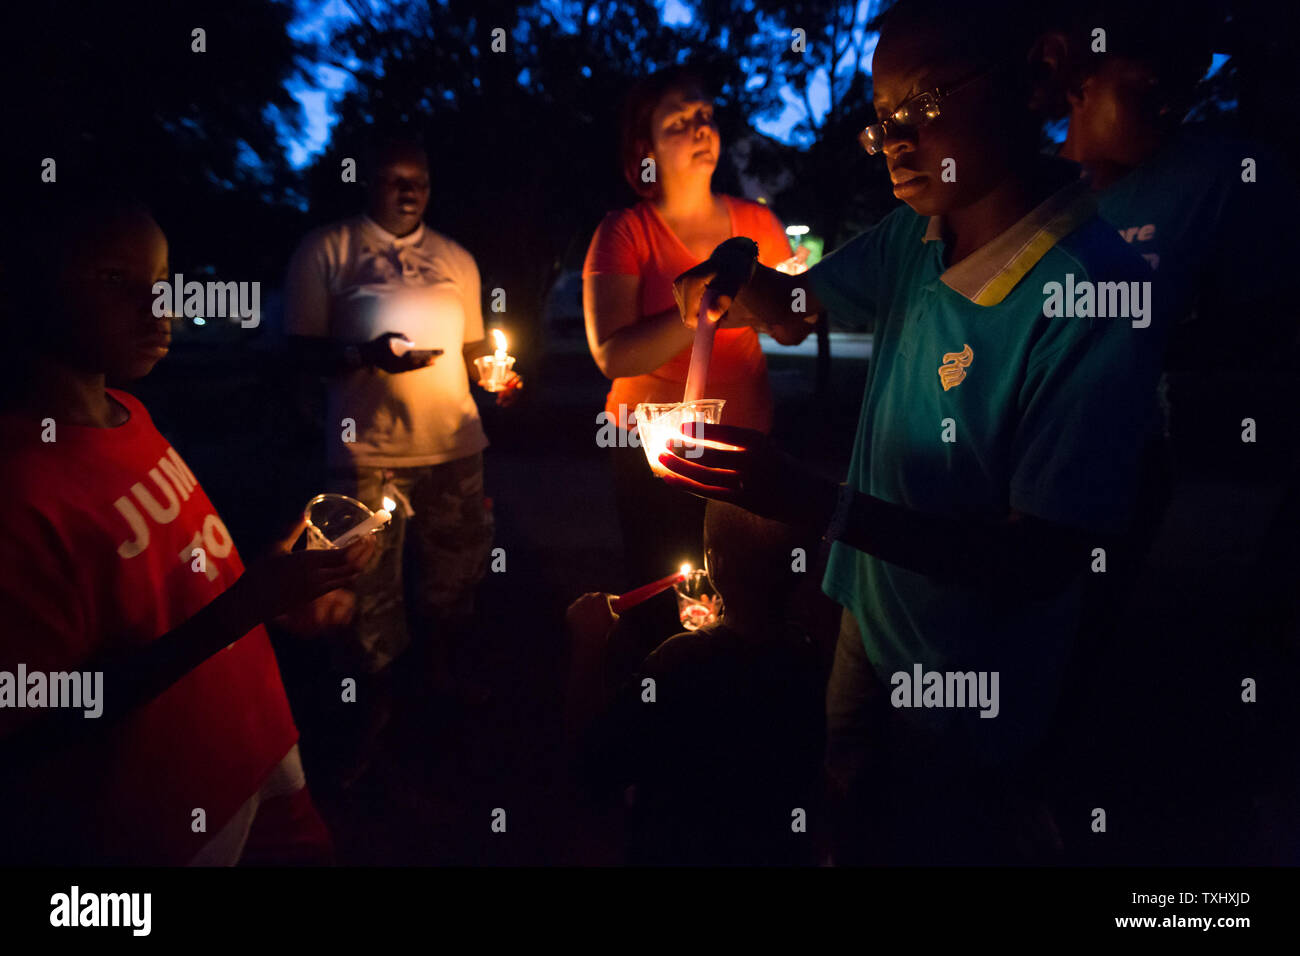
663;0;1169;863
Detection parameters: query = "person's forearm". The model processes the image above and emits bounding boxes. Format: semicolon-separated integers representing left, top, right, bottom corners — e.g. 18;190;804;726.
110;578;263;713
1;582;262;770
594;307;695;380
817;488;1089;597
289;334;359;377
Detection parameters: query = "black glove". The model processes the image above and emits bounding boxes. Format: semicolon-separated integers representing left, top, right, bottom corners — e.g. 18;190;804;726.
705;237;759;300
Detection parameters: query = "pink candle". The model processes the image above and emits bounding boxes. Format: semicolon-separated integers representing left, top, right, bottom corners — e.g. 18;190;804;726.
612;569;688;614
682;292;720;403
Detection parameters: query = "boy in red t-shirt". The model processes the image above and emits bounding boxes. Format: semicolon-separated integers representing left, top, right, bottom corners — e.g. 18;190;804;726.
0;195;374;865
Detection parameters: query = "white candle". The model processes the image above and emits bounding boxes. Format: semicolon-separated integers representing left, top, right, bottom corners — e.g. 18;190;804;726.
474;328;513;391
682;292;719;403
330;496;394;548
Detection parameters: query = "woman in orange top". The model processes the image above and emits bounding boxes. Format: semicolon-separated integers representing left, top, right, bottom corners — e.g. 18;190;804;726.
584;68;795;594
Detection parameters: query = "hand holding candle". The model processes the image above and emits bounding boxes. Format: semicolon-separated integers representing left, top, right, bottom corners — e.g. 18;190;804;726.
657;421;840;529
678;236;759;403
474;328;518;393
363;331;439;374
635;400;726;478
237;514;374;630
611;564;691;614
329;496;395;549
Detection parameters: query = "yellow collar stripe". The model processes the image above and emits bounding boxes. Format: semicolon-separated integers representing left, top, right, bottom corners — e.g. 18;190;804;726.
924;176;1097;307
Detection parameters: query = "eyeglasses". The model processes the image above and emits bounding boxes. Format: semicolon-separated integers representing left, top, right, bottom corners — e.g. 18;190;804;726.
858;65;999;155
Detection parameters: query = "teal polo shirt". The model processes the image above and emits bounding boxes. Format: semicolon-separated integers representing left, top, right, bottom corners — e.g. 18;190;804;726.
809;177;1167;764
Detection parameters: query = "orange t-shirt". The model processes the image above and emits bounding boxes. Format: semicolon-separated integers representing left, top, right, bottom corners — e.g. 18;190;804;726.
583;195;792;432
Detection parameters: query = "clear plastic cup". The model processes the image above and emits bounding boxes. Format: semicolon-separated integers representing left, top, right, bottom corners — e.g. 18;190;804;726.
474;354;516;391
673;568;723;631
634;399;726;477
303;493;381;550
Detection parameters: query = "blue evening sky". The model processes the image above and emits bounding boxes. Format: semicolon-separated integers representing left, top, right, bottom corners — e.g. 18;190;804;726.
279;1;1229;169
281;0;867;168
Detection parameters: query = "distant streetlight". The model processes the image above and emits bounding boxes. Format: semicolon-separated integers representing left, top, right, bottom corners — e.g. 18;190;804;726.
786;225;810;237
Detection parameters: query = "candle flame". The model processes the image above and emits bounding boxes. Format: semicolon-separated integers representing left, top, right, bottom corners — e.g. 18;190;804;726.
491;328;507;353
680;563;691;576
382;497;396;513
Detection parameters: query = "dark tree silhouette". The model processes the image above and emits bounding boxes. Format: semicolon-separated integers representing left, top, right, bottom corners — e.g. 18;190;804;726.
11;0;306;280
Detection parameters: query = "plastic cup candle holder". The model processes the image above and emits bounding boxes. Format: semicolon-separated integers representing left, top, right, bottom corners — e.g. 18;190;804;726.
303;493;393;550
474;328;515;391
633;399;726;478
673;567;723;631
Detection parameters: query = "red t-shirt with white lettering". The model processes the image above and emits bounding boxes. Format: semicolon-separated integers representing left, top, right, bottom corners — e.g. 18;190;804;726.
0;390;298;864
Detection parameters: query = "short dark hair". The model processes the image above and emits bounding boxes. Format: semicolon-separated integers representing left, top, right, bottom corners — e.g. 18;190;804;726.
619;67;711;200
362;134;429;183
877;0;1049;73
3;188;154;326
1045;0;1217;113
0;189;155;408
875;0;1052;150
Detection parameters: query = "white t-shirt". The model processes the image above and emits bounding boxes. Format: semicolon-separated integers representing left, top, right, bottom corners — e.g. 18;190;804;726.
285;215;489;467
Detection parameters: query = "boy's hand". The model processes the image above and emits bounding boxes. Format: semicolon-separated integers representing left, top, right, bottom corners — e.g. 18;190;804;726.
673;237;759;332
237;517;376;624
276;587;358;636
565;592;619;652
759;312;818;346
485;370;524;406
361;332;439;374
659;422;837;529
674;264;743;329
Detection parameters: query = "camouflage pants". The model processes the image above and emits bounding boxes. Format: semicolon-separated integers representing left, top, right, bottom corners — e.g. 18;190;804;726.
327;453;493;674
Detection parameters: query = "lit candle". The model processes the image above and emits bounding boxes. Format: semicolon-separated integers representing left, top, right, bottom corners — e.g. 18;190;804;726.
639;416;673;479
611;564;690;614
330;496;394;548
635;399;727;479
474;328;515;391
